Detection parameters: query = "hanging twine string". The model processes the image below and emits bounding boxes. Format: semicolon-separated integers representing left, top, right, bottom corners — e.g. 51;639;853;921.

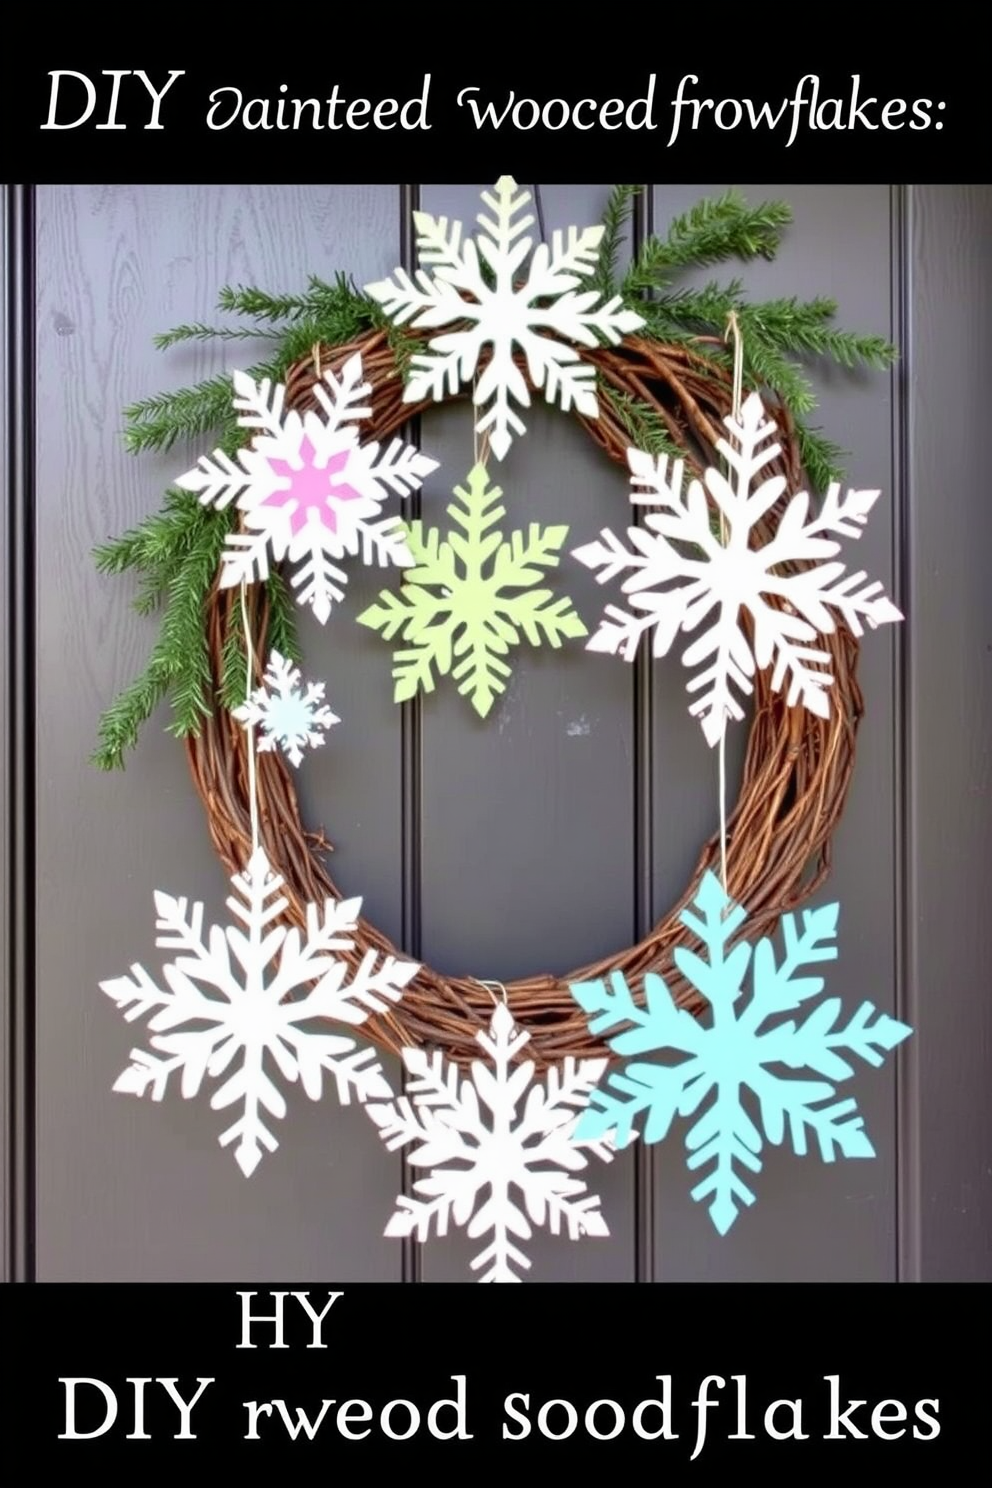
473;368;491;470
239;580;261;857
717;311;745;897
473;978;508;1007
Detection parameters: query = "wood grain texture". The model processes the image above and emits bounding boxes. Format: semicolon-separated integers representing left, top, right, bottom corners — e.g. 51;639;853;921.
646;184;901;1279
34;184;407;1281
908;185;992;1281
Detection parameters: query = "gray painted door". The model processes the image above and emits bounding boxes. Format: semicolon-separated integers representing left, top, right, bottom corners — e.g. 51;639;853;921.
17;183;992;1282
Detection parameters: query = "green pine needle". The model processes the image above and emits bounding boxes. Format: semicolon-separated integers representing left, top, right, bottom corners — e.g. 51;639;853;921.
601;385;684;462
263;569;303;664
623;191;791;296
219;619;249;712
593;184;642;297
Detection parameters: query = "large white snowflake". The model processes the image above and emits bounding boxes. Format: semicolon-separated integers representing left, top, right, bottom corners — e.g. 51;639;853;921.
575;391;903;745
176;353;438;623
101;848;418;1176
364;176;644;461
233;649;339;767
366;1002;614;1282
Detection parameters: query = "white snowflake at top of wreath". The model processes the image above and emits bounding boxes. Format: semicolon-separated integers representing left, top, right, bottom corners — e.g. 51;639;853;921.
176;352;438;623
574;391;903;746
364;177;645;461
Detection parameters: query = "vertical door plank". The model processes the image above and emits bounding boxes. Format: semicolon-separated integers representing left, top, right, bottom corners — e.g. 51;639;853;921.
909;185;992;1281
646;184;901;1278
34;184;407;1279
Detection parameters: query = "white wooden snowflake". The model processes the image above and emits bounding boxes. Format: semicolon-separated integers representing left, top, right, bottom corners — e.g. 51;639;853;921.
233;649;339;767
176;353;438;623
364;177;644;461
575;392;903;745
101;848;418;1176
366;1002;614;1283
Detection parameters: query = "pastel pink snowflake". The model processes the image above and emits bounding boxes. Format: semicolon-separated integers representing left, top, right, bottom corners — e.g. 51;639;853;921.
177;353;438;623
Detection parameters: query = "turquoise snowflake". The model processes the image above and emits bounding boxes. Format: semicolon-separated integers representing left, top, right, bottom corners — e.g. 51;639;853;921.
571;872;912;1235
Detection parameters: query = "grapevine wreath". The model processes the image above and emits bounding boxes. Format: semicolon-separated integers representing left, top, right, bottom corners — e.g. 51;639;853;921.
95;185;897;1071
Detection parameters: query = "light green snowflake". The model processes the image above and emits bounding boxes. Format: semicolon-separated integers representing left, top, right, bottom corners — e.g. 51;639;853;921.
356;463;587;718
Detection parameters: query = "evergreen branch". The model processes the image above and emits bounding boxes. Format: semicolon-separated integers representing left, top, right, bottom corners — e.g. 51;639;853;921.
736;335;818;416
218;570;302;712
601;384;685;461
218;272;365;324
93;509;233;769
639;280;743;334
219;616;248;711
92;666;174;772
622;192;791;295
794;421;848;492
154;323;282;348
217;283;320;322
593;184;641;297
123;373;247;454
263;570;302;664
737;298;896;369
94;489;217;576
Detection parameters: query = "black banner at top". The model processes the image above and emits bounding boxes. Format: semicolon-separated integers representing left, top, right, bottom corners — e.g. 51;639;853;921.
1;55;983;181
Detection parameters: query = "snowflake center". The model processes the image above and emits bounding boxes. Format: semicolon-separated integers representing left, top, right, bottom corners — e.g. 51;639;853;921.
223;992;282;1051
261;440;360;536
704;542;767;607
265;692;315;741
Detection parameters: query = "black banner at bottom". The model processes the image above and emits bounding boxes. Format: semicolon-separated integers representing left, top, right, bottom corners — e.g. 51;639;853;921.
3;1283;984;1470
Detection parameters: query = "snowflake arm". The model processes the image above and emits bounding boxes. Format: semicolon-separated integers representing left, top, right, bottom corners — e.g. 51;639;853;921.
101;848;418;1176
576;391;903;745
357;464;587;719
569;869;913;1235
366;1002;613;1282
365;178;645;460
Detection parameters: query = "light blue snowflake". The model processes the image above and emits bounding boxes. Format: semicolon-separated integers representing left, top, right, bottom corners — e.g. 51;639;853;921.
571;872;912;1235
233;650;339;767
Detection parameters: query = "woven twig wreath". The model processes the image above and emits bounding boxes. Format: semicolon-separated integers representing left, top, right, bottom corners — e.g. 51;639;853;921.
186;326;861;1069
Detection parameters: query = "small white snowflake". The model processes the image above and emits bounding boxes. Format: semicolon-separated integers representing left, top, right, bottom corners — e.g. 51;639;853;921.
575;391;903;745
176;352;438;623
365;177;644;461
366;1002;614;1283
101;848;418;1176
233;650;339;767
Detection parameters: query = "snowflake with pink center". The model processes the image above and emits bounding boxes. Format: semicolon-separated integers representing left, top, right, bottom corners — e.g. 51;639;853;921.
176;353;439;623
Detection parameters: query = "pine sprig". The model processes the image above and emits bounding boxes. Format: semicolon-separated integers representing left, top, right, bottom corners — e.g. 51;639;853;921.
593;184;641;297
601;384;684;462
219;618;248;712
153;323;282;349
264;569;302;665
92;507;232;769
94;189;899;767
124;373;246;454
622;191;791;297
